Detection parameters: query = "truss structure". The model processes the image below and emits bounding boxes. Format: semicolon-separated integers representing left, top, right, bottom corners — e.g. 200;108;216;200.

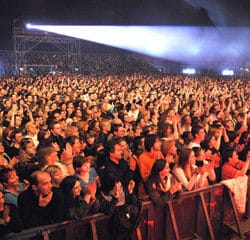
13;22;81;74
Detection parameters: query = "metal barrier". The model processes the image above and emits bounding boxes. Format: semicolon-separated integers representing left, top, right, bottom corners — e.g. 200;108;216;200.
2;183;249;240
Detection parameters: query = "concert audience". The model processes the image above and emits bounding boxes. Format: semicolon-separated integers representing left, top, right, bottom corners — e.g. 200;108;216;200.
0;68;248;237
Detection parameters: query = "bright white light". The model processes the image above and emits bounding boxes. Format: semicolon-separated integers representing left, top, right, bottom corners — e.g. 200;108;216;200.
222;69;234;76
26;23;32;29
182;68;196;74
26;24;250;63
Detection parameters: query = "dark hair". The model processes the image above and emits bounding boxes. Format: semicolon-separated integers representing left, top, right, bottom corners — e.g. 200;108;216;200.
149;159;166;178
192;147;202;157
10;129;23;140
182;131;192;144
158;123;174;138
20;138;34;151
111;123;123;134
0;168;13;184
224;149;236;162
65;136;79;146
148;159;167;189
48;120;59;130
191;125;203;138
73;154;88;170
144;134;158;152
60;175;80;207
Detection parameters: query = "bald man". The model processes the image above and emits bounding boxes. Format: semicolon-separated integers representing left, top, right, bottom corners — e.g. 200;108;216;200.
18;170;64;229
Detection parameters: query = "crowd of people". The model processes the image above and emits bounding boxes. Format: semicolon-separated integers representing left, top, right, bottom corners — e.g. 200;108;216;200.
0;50;159;76
0;72;249;239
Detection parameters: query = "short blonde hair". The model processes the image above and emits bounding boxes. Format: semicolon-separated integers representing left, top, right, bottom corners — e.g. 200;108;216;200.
44;165;61;177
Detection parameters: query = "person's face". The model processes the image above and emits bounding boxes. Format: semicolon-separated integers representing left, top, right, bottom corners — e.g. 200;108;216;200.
51;169;64;186
71;127;79;137
119;140;128;152
115;126;125;138
87;136;95;145
159;163;170;179
15;116;22;127
225;120;234;130
36;173;52;197
46;151;59;165
110;144;123;161
80;162;90;174
72;180;81;198
167;110;175;118
94;122;100;131
25;141;36;156
102;122;111;132
6;170;19;187
51;123;62;136
75;109;82;117
27;95;33;103
169;142;177;155
72;138;81;154
139;119;146;128
229;151;239;164
15;133;24;144
188;151;196;165
153;138;162;151
51;103;57;111
208;136;217;148
5;100;11;108
27;124;37;135
197;129;205;141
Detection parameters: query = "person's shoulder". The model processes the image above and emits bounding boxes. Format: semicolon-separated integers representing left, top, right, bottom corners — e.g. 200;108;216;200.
52;187;63;198
18;188;34;202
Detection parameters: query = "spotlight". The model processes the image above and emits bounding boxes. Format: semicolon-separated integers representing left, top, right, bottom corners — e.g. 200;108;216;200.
25;24;250;64
182;68;196;74
222;69;234;76
25;23;32;29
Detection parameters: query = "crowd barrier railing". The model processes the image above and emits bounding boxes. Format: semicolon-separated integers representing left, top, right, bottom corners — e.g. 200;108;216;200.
3;182;249;240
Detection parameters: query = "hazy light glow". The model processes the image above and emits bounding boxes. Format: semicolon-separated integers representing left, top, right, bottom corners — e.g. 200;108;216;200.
26;23;250;63
182;68;196;74
222;69;234;76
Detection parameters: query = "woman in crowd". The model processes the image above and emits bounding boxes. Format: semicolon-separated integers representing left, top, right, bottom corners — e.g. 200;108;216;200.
161;139;178;171
173;148;209;191
60;175;99;220
146;159;182;206
73;155;99;195
0;168;26;206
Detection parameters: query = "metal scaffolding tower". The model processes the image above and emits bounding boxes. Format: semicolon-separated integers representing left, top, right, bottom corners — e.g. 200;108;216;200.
13;20;81;74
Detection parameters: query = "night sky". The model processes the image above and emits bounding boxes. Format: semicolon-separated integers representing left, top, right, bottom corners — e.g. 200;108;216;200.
1;0;250;49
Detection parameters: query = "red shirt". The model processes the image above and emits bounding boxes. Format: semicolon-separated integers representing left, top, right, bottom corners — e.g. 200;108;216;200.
222;160;244;180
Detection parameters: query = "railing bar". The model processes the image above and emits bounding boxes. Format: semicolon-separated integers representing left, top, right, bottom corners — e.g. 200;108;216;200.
199;192;215;240
167;201;180;240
